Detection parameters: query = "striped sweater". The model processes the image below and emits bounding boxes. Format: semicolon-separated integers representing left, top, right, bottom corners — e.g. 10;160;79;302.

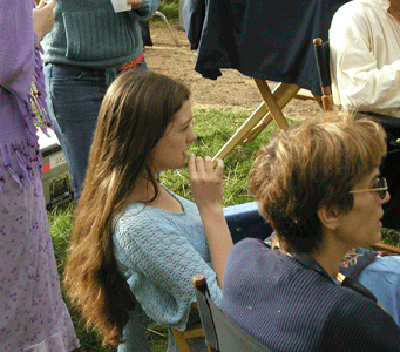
221;238;400;351
41;0;160;68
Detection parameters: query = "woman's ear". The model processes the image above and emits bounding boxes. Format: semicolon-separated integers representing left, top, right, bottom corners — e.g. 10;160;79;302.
317;206;340;231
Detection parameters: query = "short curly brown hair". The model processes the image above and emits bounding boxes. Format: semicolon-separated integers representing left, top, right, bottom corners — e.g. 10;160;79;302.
249;113;386;254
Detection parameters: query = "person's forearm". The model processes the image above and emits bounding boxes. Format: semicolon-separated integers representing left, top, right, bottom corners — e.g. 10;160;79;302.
339;61;400;110
199;207;232;288
188;155;232;287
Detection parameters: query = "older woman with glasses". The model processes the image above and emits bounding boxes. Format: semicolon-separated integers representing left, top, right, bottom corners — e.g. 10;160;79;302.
221;114;400;351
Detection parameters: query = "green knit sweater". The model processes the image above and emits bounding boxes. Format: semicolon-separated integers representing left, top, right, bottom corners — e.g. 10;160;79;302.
41;0;160;68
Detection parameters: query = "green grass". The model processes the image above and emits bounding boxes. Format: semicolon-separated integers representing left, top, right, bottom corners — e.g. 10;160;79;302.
49;107;400;351
157;0;179;21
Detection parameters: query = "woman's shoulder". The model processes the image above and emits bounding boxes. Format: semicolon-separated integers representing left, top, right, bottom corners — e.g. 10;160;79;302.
113;188;201;234
222;238;294;296
113;203;157;234
226;238;282;270
161;185;200;214
320;287;400;348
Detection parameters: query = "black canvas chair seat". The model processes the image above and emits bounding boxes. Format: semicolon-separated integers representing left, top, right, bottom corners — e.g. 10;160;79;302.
193;274;273;352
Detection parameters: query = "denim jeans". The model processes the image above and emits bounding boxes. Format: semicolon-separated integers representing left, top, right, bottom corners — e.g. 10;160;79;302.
44;61;147;201
117;302;153;352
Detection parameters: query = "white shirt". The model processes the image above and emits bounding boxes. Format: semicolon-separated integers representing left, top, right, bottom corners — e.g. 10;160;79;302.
330;0;400;117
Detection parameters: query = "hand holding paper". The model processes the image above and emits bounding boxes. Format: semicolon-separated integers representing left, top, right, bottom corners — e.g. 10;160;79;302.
110;0;131;13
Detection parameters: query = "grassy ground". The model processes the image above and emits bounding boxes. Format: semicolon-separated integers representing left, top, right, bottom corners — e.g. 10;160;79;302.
49;107;400;351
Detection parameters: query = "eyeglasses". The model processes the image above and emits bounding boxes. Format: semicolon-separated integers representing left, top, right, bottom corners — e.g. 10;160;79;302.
350;176;388;200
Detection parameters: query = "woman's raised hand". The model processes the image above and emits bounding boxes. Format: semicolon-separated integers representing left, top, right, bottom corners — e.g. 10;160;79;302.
188;155;224;214
33;0;56;41
188;154;231;287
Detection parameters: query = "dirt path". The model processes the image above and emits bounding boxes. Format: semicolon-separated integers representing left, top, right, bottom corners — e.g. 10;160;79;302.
145;21;324;120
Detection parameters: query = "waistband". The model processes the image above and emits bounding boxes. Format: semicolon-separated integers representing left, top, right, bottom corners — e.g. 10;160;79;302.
116;53;144;73
47;53;144;76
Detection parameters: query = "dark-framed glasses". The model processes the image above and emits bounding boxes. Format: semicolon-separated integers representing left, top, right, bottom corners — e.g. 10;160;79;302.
350;176;388;200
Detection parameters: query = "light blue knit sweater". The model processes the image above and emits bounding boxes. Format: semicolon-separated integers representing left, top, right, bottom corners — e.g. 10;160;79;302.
113;188;222;352
41;0;160;67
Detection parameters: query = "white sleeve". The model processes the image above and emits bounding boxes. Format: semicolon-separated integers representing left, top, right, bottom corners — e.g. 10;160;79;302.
330;10;400;111
114;215;222;330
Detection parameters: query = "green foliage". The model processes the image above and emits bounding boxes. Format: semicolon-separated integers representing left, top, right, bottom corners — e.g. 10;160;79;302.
381;228;400;246
158;0;179;20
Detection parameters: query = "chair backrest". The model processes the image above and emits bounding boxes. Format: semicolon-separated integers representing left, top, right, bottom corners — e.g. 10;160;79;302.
313;38;334;111
193;274;273;352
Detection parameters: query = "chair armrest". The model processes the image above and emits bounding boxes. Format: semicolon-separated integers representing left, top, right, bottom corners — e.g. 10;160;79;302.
370;242;400;254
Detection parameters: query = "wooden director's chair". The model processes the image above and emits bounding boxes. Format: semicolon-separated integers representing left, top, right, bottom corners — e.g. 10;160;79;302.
170;303;205;352
213;80;320;160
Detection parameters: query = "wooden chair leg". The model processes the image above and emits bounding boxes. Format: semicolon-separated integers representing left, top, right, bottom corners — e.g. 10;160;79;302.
370;242;400;254
244;82;300;142
170;323;205;352
213;81;302;160
254;79;289;130
171;328;192;352
213;101;268;160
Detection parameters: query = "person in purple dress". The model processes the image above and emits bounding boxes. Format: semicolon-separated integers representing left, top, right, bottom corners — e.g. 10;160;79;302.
0;1;79;350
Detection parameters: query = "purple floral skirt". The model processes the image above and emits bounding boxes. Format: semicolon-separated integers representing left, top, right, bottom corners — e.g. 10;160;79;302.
0;163;79;351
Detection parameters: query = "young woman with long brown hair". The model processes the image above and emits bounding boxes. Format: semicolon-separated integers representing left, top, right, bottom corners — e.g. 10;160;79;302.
64;70;232;351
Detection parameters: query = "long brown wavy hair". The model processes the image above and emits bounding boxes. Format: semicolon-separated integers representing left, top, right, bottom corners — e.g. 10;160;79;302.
64;71;190;345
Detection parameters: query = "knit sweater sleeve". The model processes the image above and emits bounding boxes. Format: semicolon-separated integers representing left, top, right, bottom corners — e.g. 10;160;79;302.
113;204;222;330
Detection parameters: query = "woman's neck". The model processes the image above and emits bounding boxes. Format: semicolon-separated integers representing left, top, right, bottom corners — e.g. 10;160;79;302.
277;235;348;280
310;236;349;280
131;174;184;213
131;174;158;203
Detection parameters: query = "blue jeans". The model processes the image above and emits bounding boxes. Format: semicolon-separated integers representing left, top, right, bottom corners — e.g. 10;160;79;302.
118;302;153;352
44;61;147;201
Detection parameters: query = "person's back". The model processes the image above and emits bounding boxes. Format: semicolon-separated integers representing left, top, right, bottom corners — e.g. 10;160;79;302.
330;0;400;117
221;238;400;352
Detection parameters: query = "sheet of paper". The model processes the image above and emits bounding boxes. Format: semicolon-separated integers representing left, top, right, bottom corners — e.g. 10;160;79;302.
110;0;131;13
